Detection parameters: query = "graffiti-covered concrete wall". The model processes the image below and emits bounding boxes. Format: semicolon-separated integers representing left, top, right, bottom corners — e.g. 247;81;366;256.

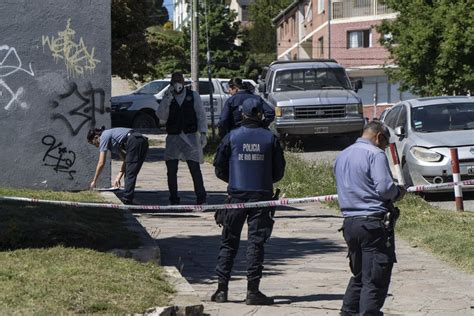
0;0;111;190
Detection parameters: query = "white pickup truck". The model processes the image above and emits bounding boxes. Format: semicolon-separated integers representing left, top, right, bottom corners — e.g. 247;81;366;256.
111;78;257;128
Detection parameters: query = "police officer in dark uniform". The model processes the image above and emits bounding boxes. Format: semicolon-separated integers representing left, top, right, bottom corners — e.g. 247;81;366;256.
218;78;275;138
88;127;149;204
334;120;406;316
212;98;285;305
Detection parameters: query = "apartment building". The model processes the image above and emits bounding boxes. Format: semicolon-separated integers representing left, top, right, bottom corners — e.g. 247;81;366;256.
173;0;190;31
273;0;415;116
174;0;254;31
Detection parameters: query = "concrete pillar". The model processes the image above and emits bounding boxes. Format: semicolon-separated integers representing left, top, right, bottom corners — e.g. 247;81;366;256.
0;0;111;190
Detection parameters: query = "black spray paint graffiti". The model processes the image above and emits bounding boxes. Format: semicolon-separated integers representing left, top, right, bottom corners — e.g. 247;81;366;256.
42;135;77;180
51;82;110;136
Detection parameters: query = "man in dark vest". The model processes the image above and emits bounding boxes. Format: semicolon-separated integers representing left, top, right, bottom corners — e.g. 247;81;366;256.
212;98;286;305
218;77;275;138
157;72;208;205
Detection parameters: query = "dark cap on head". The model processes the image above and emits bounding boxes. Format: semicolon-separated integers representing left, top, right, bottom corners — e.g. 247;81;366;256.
241;98;263;117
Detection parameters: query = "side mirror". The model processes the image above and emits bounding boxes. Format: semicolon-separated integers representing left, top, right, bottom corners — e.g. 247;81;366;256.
258;83;266;93
353;79;363;92
394;126;406;137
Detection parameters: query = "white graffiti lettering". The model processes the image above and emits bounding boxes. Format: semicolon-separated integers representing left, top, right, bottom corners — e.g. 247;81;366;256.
0;45;34;111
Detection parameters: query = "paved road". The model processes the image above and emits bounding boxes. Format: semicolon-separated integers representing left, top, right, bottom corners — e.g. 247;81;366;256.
105;135;473;315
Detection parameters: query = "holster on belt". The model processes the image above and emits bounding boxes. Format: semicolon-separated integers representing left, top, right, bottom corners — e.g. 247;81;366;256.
263;188;280;242
214;195;232;227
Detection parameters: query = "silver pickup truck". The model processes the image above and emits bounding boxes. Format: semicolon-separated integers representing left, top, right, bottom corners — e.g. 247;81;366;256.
259;59;364;140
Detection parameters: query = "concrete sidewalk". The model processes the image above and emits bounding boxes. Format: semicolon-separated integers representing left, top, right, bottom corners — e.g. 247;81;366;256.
110;134;474;315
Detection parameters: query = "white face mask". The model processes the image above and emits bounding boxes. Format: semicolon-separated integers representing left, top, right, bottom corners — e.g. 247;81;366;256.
173;82;184;94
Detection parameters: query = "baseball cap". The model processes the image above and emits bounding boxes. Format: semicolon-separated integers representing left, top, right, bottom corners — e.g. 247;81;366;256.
241;98;263;117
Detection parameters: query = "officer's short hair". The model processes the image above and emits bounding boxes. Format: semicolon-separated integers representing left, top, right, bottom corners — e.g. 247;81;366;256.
228;78;244;90
87;126;106;143
364;119;390;141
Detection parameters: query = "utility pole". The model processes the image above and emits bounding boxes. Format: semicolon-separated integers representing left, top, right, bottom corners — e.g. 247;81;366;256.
191;0;199;92
328;0;331;59
204;0;215;138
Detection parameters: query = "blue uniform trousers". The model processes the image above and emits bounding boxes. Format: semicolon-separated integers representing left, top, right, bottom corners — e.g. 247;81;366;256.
341;216;395;316
215;198;273;283
166;159;206;204
123;133;149;202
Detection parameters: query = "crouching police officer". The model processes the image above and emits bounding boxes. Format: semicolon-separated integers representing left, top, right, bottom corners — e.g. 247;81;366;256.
88;127;149;205
334;120;406;316
212;98;285;305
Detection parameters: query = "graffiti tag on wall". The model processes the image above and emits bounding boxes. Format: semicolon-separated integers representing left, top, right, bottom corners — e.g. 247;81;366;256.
42;19;100;78
42;135;77;180
51;82;109;136
0;45;35;111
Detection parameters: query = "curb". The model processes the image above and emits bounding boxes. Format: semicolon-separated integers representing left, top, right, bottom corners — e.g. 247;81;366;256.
100;191;204;316
144;267;204;316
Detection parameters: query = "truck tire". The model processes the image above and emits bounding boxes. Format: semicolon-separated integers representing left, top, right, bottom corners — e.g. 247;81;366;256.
133;112;157;129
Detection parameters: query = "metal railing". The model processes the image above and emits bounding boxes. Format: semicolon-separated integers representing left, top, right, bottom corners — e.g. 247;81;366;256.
332;0;395;20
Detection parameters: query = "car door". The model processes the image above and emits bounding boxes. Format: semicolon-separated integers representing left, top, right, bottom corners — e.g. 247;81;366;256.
381;105;403;177
198;80;221;125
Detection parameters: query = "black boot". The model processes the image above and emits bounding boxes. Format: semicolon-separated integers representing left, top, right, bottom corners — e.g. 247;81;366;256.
211;281;228;303
245;280;274;305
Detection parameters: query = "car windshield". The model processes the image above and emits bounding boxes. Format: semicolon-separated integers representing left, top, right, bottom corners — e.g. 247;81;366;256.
135;81;169;95
411;102;474;132
273;68;351;92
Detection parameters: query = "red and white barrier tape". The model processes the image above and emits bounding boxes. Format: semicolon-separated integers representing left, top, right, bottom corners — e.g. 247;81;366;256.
1;179;474;212
0;194;338;212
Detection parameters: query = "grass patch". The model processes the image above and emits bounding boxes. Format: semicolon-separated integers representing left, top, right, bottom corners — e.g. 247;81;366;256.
0;187;139;251
0;246;174;314
204;134;220;164
278;153;336;198
0;188;174;312
278;154;474;274
0;187;104;202
396;194;474;273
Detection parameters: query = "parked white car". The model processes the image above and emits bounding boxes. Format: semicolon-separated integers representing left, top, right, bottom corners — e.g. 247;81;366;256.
111;77;257;128
380;96;474;188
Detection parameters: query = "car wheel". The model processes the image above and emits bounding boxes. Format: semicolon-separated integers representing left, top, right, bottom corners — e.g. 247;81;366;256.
402;162;414;187
132;113;157;129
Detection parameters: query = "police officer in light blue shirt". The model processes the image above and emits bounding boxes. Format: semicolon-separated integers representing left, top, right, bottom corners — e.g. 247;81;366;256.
88;127;148;204
334;120;406;316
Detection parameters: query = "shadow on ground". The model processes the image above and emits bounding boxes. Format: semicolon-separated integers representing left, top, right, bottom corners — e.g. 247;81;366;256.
422;191;474;202
157;233;345;284
287;135;353;152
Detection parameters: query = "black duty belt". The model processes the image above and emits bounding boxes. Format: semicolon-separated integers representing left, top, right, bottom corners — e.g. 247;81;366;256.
344;214;385;221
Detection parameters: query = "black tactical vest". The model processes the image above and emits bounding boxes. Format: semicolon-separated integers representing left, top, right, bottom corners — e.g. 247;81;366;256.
166;88;198;134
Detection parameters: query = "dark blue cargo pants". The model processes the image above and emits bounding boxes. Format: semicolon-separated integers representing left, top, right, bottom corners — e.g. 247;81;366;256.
341;216;396;316
215;197;274;283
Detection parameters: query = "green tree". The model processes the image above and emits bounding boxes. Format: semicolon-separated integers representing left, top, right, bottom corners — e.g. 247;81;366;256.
112;0;170;81
378;0;474;96
180;0;246;78
247;0;293;55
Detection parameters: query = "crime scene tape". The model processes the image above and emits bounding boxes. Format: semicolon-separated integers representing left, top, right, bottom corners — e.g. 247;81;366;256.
1;179;473;212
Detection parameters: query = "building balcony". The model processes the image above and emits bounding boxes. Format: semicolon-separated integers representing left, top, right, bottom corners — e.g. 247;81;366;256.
332;0;395;20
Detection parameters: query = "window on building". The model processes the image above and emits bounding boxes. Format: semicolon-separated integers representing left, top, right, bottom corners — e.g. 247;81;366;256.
318;36;324;57
318;0;324;13
305;2;313;22
241;5;249;21
347;30;371;48
292;17;296;35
